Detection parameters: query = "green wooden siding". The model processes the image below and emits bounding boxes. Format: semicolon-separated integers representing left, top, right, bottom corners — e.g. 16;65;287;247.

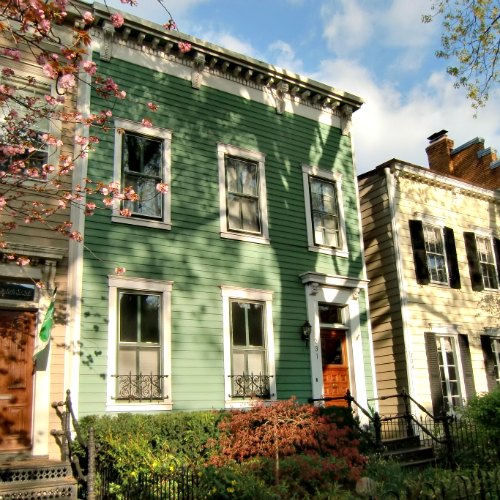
78;54;368;415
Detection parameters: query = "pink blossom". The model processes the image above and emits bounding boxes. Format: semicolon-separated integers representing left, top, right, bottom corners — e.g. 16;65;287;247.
82;61;97;76
69;231;83;242
103;198;114;206
147;102;158;111
59;73;76;89
117;90;126;99
16;257;30;266
83;11;94;24
0;197;6;209
2;49;21;61
0;85;15;96
114;267;127;275
6;254;15;261
110;13;124;28
156;183;169;193
75;135;88;145
2;68;15;77
163;20;177;30
141;118;153;128
178;41;192;54
120;208;132;217
42;63;58;79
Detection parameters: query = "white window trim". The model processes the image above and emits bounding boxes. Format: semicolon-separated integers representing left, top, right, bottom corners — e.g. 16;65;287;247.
474;232;499;290
217;143;270;244
302;165;348;256
112;118;172;229
220;286;276;408
106;275;173;412
423;224;449;286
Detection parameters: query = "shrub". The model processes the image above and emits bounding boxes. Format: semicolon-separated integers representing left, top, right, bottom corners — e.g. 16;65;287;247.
206;398;366;486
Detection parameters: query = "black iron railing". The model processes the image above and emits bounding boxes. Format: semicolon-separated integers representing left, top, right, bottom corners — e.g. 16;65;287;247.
228;373;273;398
112;373;169;402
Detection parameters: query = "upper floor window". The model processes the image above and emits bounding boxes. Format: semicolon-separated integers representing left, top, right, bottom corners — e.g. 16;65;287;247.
217;143;269;244
464;232;500;291
423;225;448;284
221;286;276;407
107;276;173;411
0;74;56;178
302;165;347;256
409;220;460;288
113;119;172;229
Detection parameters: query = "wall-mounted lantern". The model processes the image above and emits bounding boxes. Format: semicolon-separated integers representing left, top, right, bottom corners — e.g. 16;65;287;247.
302;321;312;343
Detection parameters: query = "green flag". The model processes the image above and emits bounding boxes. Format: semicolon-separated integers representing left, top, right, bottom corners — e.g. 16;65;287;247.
34;289;56;359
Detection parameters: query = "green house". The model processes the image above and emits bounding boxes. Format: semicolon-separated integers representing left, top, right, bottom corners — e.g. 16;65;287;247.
69;3;376;418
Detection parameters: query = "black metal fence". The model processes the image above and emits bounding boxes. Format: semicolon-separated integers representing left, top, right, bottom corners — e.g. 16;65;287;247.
95;464;200;500
379;467;500;499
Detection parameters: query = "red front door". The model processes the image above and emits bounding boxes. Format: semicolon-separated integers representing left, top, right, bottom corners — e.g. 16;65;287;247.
321;329;349;407
0;310;35;452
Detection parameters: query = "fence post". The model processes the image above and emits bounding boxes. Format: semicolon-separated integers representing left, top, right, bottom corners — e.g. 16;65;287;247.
441;410;454;468
401;388;414;438
87;427;96;500
345;389;353;410
62;410;70;462
373;412;382;451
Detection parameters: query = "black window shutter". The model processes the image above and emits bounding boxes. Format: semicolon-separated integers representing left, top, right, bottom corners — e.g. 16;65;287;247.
463;232;484;291
494;238;500;285
424;331;444;416
444;227;461;289
481;335;498;392
458;334;476;402
409;220;430;285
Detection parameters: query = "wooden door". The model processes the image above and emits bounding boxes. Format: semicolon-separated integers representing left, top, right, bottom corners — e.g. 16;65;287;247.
321;329;349;407
0;310;35;452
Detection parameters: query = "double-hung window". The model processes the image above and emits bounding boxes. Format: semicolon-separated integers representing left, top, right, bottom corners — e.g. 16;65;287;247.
221;286;276;407
476;236;499;290
302;165;347;256
107;276;173;411
217;144;269;244
423;225;448;284
0;73;56;178
113;119;172;229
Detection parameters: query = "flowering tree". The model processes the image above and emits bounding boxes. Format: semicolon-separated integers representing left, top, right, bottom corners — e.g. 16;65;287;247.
0;0;190;268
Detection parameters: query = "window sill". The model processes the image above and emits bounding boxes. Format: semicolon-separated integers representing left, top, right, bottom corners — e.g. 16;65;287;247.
112;215;171;230
225;398;275;409
308;245;348;258
106;401;173;412
221;231;270;245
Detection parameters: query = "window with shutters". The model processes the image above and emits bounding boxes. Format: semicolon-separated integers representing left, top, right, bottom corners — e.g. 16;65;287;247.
113;119;172;229
302;165;348;256
436;335;463;411
464;232;500;291
217;144;269;244
409;220;460;288
221;286;276;407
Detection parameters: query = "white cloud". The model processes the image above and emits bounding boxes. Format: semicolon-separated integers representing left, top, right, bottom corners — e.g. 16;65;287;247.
315;59;500;174
321;0;374;54
267;40;304;74
195;30;259;59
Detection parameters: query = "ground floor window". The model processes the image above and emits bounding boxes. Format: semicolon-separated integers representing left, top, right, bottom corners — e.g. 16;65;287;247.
107;276;173;410
221;286;276;406
436;335;462;411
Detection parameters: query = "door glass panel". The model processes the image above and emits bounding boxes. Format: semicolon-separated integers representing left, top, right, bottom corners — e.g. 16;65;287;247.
232;351;245;375
231;302;247;346
118;349;136;375
247;352;264;374
248;303;264;346
119;294;139;342
139;348;160;375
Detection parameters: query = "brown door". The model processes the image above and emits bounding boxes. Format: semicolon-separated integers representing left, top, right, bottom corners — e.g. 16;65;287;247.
321;329;349;407
0;310;35;452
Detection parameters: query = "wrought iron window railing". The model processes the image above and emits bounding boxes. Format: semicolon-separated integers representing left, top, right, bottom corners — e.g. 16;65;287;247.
112;373;168;402
228;373;273;399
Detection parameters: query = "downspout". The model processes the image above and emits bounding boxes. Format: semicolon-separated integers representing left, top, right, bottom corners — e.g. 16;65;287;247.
384;166;416;398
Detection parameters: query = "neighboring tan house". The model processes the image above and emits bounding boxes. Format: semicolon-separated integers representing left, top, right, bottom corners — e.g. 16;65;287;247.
0;34;77;458
67;2;377;419
358;130;500;416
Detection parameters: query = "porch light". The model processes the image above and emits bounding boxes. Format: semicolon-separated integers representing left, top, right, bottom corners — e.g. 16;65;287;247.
302;321;312;343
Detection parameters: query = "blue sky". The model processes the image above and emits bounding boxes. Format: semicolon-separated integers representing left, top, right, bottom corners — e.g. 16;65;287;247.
104;0;500;174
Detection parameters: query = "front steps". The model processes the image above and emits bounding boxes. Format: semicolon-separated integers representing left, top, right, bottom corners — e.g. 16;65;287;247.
0;457;78;499
381;435;438;469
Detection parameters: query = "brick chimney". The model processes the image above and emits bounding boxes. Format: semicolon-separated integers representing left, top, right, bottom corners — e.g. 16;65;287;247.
426;130;455;175
426;130;499;190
